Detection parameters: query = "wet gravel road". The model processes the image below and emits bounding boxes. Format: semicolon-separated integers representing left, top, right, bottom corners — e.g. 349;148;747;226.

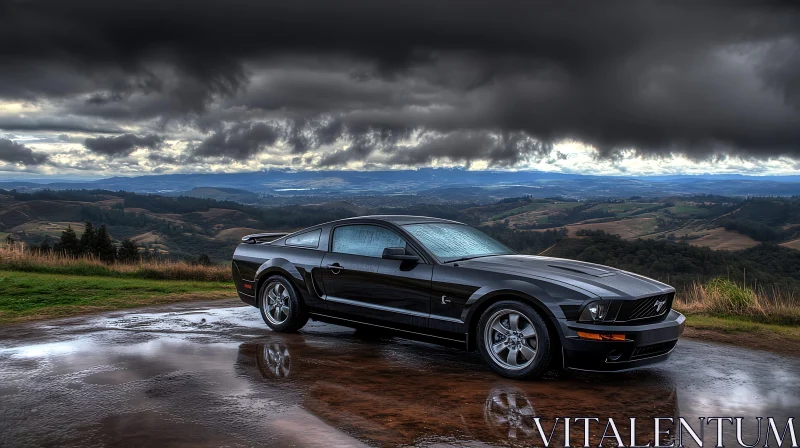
1;300;798;447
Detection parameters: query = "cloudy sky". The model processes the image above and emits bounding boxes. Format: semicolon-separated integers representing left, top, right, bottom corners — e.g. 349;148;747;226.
1;0;799;178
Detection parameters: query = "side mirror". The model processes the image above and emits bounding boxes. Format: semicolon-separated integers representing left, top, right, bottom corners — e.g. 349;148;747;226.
382;247;420;262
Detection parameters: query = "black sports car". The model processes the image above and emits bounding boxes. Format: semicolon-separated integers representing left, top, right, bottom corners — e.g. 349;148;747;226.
232;215;685;379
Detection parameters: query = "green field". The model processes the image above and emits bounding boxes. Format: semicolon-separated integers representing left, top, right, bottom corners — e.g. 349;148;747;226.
585;202;662;217
489;201;579;221
663;204;712;218
0;270;235;323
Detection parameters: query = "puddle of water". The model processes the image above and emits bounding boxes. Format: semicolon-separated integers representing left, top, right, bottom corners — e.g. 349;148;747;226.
0;306;797;447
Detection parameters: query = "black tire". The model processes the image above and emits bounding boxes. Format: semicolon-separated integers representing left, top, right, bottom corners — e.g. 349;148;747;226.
477;300;552;380
258;275;309;332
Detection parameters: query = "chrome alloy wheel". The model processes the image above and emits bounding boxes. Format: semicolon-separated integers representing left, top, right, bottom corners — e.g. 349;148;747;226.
483;309;538;370
262;281;291;325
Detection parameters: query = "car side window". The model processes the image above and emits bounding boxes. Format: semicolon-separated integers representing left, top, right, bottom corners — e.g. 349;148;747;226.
285;229;321;248
332;225;406;258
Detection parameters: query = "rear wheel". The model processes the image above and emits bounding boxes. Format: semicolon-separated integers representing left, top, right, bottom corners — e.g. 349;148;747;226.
477;300;552;380
258;275;308;332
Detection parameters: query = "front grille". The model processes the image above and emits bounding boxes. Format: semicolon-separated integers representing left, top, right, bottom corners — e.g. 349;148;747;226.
616;293;673;322
631;340;677;360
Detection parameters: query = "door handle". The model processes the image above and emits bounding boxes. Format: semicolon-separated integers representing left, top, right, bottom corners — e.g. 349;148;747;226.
326;263;343;274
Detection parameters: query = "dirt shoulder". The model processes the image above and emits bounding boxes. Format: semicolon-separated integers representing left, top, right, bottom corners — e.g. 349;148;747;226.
682;315;800;358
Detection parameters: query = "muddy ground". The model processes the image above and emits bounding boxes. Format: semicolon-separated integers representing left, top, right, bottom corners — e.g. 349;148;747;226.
1;300;797;447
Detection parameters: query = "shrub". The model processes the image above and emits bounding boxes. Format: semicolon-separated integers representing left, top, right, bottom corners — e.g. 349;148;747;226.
705;277;757;314
675;277;800;326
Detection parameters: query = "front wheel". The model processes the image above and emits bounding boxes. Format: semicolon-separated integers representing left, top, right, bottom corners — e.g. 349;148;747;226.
258;275;308;332
477;300;552;380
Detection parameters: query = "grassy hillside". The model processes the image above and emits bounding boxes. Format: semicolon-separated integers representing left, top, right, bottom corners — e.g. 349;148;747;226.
2;189;799;288
477;196;800;251
4;190;799;261
0;270;234;323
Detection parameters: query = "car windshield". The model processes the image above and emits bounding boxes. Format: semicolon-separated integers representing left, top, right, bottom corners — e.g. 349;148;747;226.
403;223;513;262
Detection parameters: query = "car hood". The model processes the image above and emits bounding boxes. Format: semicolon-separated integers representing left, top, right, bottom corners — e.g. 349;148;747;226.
456;255;673;299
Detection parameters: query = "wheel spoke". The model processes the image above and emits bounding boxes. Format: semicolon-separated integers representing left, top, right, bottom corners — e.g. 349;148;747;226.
491;320;509;336
518;405;535;416
519;344;536;361
506;348;519;366
280;305;291;317
520;325;536;339
506;393;517;410
491;341;507;355
508;313;520;332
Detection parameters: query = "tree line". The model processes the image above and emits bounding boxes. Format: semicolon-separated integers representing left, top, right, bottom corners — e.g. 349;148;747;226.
555;230;800;293
41;222;140;262
31;222;215;266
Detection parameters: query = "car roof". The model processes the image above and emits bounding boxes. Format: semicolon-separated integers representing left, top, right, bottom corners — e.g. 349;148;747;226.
330;215;465;226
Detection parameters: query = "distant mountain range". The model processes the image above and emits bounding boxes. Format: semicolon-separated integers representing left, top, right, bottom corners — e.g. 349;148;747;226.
2;169;799;202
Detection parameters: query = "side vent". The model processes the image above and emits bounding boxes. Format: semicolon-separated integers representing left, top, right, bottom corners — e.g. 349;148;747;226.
241;233;290;244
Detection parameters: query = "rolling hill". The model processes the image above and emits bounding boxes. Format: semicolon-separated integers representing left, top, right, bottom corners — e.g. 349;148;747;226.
1;189;798;266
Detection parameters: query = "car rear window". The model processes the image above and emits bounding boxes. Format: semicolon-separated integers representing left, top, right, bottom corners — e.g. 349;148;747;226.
285;229;321;248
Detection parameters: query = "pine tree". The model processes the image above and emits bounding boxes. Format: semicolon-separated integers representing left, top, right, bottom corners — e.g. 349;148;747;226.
79;221;96;256
58;225;80;256
4;234;13;246
39;237;52;253
117;238;139;263
94;225;116;262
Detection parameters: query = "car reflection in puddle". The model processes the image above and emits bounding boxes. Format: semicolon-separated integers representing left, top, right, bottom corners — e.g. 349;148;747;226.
484;387;537;440
259;341;292;378
236;333;679;447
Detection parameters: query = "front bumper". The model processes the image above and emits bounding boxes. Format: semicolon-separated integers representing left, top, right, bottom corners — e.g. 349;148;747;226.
558;310;685;372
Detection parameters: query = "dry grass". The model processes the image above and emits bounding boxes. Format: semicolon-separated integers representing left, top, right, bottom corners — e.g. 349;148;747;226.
683;227;760;251
779;238;800;250
675;277;800;326
0;244;231;282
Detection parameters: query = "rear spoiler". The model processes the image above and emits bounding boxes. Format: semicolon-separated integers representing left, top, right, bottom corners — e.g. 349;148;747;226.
241;233;290;244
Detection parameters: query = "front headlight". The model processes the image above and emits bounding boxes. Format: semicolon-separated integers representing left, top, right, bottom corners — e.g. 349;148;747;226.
579;301;609;322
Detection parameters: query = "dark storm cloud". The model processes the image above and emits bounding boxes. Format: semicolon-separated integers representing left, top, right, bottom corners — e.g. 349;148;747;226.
385;132;552;167
1;0;800;165
0;139;49;165
84;134;164;157
0;116;122;134
192;122;279;160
